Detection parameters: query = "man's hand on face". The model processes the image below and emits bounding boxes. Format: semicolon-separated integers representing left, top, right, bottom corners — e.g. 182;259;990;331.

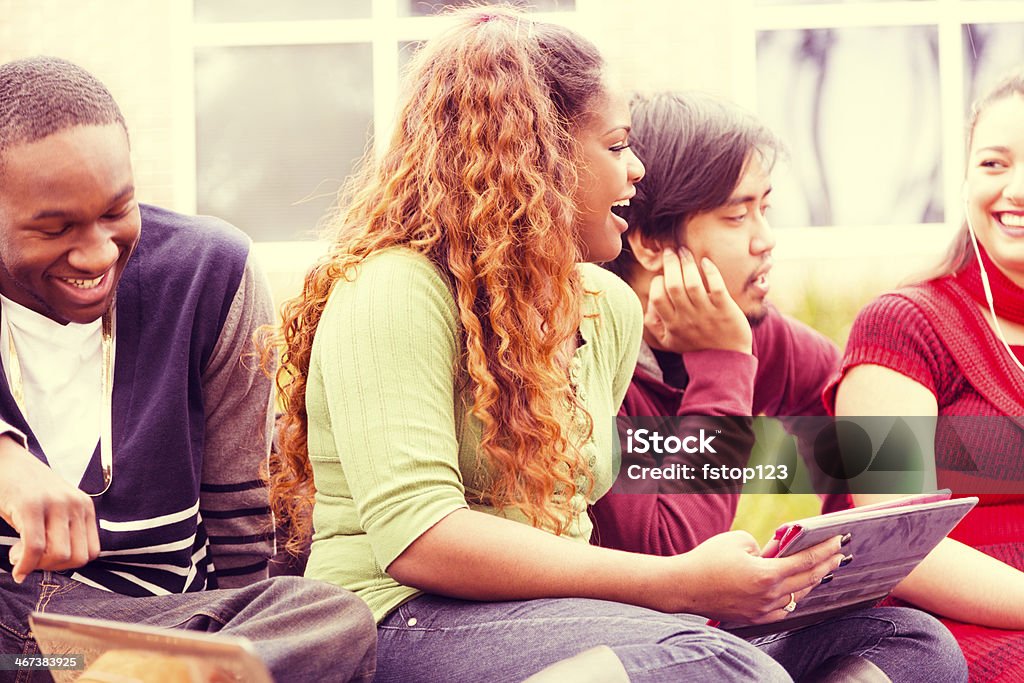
644;247;753;355
0;434;100;583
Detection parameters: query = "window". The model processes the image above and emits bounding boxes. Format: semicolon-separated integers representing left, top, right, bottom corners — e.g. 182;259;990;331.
194;43;373;242
748;0;1024;240
186;0;1024;264
191;0;579;243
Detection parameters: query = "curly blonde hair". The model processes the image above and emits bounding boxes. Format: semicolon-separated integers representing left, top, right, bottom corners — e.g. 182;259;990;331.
268;5;608;554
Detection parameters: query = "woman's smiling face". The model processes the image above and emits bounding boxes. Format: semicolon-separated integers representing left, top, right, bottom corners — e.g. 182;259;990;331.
965;94;1024;287
573;87;646;264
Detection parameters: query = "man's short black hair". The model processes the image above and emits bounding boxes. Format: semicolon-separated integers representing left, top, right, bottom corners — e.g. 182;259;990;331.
0;56;127;173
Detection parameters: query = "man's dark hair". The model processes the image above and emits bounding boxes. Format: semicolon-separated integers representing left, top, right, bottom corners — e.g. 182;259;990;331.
0;56;127;173
607;91;782;279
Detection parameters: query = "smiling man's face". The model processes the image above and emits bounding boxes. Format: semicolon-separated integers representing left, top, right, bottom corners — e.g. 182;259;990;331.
0;123;140;325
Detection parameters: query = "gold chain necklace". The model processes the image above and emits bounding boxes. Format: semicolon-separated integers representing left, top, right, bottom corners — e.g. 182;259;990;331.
5;305;115;496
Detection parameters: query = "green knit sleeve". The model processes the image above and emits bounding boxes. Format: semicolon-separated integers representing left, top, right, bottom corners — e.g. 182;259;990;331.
310;248;470;571
609;277;643;410
579;264;643;410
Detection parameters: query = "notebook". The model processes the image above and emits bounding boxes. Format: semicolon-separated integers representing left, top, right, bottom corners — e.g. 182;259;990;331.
29;612;274;683
715;490;978;638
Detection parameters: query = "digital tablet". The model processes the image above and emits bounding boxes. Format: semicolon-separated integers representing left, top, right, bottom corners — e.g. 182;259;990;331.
29;612;274;683
716;491;978;638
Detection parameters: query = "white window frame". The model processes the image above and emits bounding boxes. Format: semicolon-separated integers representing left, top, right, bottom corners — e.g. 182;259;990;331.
177;0;1024;274
732;0;1024;264
178;0;596;269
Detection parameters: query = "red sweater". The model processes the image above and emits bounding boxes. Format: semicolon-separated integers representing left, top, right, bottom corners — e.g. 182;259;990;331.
591;304;843;555
824;278;1024;682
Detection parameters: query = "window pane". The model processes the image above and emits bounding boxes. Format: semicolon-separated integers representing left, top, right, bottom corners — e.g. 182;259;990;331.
398;40;423;75
194;0;371;22
195;44;373;241
403;0;573;16
964;23;1024;115
756;26;942;227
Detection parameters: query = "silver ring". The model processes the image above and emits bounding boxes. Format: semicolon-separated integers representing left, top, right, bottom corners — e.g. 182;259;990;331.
783;593;797;613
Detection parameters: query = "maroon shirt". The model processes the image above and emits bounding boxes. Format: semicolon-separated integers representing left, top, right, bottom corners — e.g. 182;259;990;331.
591;304;844;556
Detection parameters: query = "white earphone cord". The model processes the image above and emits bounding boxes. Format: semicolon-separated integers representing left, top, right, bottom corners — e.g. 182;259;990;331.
964;204;1024;375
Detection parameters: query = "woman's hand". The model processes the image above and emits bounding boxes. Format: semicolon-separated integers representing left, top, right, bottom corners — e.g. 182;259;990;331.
645;248;752;355
386;508;843;625
649;531;845;624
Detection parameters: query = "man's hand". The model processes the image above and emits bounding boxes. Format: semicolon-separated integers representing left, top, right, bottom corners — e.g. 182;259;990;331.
0;435;100;582
645;248;752;355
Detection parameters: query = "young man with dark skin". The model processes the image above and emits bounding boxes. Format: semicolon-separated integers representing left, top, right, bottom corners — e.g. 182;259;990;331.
0;56;375;682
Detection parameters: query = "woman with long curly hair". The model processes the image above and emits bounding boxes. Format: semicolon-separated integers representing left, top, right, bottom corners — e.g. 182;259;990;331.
266;7;960;681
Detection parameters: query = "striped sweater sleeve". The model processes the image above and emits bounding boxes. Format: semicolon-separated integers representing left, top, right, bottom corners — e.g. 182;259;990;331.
198;253;276;587
0;419;27;447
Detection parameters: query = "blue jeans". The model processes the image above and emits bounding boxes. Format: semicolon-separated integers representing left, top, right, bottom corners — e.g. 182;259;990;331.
376;594;966;682
752;607;967;680
0;571;376;683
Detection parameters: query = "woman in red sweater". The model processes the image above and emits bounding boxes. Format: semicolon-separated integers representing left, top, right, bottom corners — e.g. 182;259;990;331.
830;70;1024;681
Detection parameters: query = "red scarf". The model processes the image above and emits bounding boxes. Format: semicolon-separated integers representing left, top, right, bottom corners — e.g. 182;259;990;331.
952;245;1024;325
